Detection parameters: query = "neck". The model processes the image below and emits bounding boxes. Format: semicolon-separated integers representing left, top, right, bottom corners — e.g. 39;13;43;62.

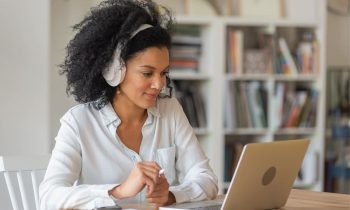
112;92;147;125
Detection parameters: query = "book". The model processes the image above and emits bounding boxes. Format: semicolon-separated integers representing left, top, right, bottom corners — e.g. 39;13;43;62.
173;81;207;128
227;30;243;74
278;37;299;75
273;82;285;128
246;82;263;128
224;82;236;129
285;91;308;127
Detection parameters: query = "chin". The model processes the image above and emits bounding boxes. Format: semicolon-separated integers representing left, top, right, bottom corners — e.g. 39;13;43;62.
139;101;156;109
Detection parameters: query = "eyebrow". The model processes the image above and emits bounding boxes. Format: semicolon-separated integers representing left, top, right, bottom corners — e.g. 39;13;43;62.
139;65;170;72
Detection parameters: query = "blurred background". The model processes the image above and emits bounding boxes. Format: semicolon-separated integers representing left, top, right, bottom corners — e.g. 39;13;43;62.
0;0;349;207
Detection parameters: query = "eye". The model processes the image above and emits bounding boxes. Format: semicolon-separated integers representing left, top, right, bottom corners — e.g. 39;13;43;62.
142;72;153;77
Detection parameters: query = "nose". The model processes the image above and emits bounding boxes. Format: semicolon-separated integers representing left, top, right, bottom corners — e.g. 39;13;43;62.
151;75;165;90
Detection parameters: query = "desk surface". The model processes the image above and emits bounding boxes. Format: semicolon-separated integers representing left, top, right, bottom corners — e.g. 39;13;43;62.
120;189;350;210
285;189;350;210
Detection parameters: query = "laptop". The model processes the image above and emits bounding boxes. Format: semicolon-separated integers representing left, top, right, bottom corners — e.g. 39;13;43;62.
160;139;310;210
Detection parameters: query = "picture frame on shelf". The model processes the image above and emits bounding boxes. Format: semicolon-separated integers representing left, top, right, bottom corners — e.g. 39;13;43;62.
238;0;285;18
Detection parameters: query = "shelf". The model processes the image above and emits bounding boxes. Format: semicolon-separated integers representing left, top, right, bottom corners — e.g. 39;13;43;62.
170;72;210;80
274;128;316;135
194;127;210;135
222;17;318;28
174;1;326;193
273;74;318;82
175;15;213;25
224;74;318;82
175;16;319;28
225;74;269;81
225;128;269;135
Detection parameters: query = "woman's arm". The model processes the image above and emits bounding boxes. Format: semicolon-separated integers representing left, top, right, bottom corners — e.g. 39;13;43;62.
39;111;117;210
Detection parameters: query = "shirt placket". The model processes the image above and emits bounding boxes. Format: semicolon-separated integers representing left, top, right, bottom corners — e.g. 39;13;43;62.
111;120;146;202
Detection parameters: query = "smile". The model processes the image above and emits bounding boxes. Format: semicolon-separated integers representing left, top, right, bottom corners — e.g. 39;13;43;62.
144;93;158;99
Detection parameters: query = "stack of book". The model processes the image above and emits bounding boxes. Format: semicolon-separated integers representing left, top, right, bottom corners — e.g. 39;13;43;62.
274;83;318;128
170;28;201;72
226;29;319;76
224;81;268;129
274;37;319;75
173;81;207;128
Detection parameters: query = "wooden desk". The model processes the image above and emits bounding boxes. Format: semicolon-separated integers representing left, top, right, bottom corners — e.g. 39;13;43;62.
120;189;350;210
285;189;350;210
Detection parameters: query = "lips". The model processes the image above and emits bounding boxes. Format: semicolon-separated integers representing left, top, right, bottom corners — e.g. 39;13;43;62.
144;93;158;99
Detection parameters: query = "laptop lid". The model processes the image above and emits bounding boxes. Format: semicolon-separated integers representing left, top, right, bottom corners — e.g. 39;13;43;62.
222;139;310;210
159;139;310;210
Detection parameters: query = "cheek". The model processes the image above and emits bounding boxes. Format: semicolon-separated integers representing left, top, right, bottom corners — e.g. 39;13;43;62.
131;78;150;94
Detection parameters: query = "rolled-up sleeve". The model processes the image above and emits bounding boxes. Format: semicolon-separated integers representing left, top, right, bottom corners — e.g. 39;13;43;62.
39;111;117;210
169;99;218;203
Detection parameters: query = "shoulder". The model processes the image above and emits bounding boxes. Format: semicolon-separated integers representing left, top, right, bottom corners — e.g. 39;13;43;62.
61;102;98;122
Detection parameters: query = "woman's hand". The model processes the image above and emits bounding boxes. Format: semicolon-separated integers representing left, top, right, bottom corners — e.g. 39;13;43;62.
109;162;162;199
146;174;176;206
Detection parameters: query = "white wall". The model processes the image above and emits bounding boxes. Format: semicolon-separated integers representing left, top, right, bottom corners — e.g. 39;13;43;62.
49;0;97;149
327;13;350;66
0;0;50;208
0;1;50;155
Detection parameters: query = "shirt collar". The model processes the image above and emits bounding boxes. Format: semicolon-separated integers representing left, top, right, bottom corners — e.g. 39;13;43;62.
100;102;119;126
99;100;161;126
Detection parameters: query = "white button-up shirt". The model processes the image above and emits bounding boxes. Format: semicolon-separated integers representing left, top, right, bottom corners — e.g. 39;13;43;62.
39;97;218;209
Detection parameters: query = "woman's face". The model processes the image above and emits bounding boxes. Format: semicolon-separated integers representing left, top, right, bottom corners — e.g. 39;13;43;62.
119;46;170;109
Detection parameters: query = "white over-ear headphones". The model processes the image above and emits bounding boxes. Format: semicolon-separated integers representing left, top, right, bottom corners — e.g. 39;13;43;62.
102;24;154;87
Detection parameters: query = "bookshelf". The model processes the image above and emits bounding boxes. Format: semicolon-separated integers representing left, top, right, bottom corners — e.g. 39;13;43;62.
168;0;327;192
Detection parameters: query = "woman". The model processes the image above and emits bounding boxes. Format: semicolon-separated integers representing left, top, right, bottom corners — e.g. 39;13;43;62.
39;0;218;209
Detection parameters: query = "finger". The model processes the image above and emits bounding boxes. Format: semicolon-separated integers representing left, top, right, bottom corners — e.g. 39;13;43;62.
147;178;169;197
143;175;156;194
140;164;161;177
140;163;160;173
147;186;168;197
141;162;161;172
147;190;167;198
143;166;167;184
143;161;160;167
142;168;160;183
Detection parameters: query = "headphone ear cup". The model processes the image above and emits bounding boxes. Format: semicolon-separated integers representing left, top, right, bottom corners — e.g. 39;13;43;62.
102;44;125;87
104;66;125;87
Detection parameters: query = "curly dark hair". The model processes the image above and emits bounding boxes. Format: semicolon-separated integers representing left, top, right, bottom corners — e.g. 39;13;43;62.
60;0;174;109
